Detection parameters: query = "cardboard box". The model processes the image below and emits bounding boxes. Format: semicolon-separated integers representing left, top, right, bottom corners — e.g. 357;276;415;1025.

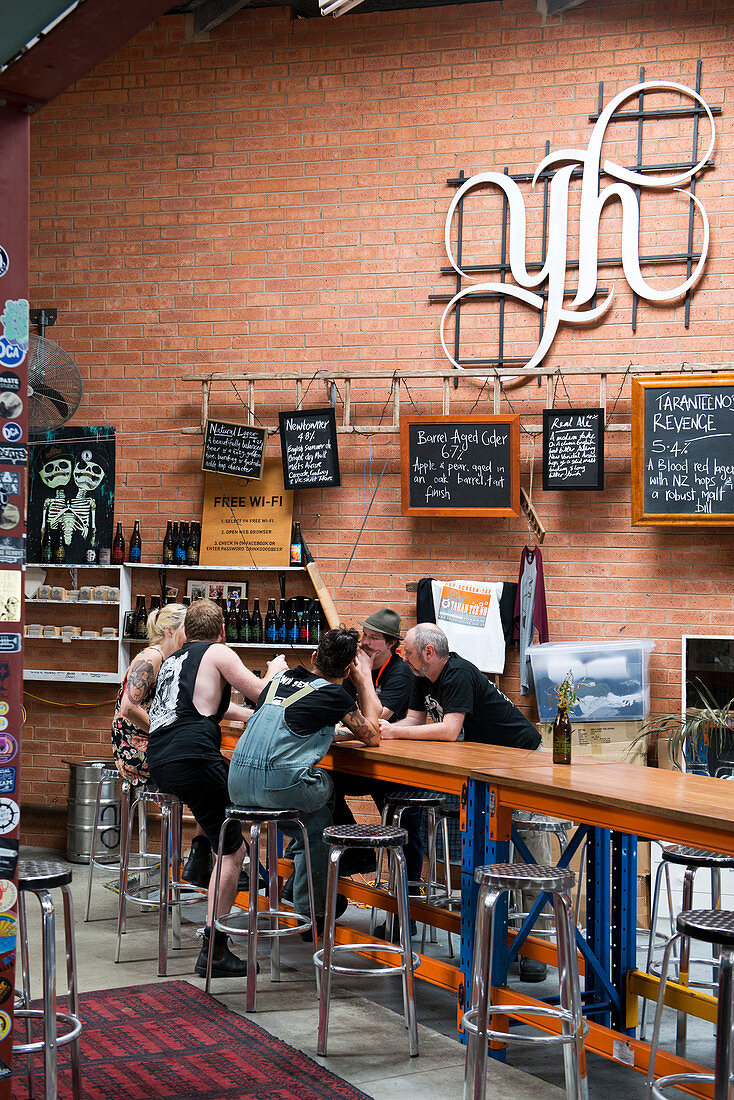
539;720;647;763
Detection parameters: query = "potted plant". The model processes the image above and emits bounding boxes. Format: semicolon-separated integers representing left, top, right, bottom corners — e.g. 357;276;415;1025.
639;679;734;775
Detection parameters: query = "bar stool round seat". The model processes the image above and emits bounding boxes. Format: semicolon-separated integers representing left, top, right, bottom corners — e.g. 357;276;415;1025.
661;844;734;869
463;862;588;1100
15;860;82;1100
512;811;574;834
206;805;317;1012
315;823;420;1057
646;909;734;1099
384;790;447;809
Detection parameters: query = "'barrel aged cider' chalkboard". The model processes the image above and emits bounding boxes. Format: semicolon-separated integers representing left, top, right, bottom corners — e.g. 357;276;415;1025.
279;406;341;490
202;420;266;480
632;374;734;526
400;414;520;517
542;408;604;491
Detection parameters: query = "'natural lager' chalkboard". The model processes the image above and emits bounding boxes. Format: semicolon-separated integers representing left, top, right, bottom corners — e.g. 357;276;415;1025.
632;374;734;526
279;407;341;490
202;420;266;480
400;414;520;517
542;408;604;491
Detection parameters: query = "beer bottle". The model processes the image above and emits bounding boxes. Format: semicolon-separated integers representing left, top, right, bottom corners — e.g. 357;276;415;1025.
129;521;142;563
134;595;148;639
286;599;299;645
238;597;251;643
290;521;302;567
175;523;188;565
53;526;66;565
250;598;263;644
41;524;53;564
162;521;173;565
171;523;180;563
186;521;200;565
277;598;287;644
298;597;309;643
308;601;322;645
264;598;278;643
225;598;239;643
111;522;125;565
149;595;161;614
85;541;99;565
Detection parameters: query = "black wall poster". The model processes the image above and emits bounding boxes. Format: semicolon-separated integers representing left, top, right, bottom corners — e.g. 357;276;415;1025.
542;408;604;491
202;419;265;480
279;407;341;490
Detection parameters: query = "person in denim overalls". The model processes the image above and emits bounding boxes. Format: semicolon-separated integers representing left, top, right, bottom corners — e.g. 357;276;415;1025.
229;628;381;929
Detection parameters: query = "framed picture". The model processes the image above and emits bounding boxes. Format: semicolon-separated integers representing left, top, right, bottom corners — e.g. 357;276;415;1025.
224;583;243;602
206;582;225;601
186;579;207;601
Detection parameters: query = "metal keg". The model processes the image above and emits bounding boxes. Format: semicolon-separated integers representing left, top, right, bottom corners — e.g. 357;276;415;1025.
65;759;121;863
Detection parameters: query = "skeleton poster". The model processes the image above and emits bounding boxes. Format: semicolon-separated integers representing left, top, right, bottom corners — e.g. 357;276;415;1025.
28;427;115;565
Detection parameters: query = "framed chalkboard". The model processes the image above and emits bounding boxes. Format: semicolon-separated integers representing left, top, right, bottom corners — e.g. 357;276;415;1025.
632;374;734;526
278;407;341;490
542;408;604;491
400;414;520;517
202;420;266;479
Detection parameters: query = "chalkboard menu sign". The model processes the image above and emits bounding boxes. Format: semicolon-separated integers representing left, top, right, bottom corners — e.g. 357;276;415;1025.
632;374;734;526
202;420;266;480
542;408;604;491
400;414;520;517
279;407;341;490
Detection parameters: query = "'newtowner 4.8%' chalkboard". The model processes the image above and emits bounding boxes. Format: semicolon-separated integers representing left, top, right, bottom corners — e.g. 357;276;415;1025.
279;407;341;490
542;408;604;491
202;420;266;479
400;414;520;517
632;374;734;526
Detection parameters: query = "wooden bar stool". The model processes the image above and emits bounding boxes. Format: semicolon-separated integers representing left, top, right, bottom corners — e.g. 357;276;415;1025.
15;860;82;1100
316;823;420;1058
463;862;588;1100
205;806;317;1012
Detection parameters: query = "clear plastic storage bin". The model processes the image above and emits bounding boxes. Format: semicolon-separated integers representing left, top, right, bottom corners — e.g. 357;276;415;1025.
528;640;655;723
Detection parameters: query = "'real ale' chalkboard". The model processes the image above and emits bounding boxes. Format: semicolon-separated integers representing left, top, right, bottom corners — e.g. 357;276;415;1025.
400;414;520;517
542;408;604;491
632;374;734;526
202;419;266;480
278;406;341;490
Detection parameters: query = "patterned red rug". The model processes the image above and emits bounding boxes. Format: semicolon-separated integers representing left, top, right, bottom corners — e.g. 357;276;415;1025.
12;980;371;1099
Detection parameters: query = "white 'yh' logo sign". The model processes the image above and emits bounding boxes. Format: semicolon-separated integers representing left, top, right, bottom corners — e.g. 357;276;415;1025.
441;81;716;372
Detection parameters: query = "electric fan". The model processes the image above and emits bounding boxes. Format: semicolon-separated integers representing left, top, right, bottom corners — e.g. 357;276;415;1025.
27;332;83;434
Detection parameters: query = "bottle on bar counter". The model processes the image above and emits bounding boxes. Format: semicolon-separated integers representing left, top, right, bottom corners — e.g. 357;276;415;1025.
264;598;278;643
250;598;263;644
129;521;142;563
162;521;173;565
290;521;302;567
111;522;125;565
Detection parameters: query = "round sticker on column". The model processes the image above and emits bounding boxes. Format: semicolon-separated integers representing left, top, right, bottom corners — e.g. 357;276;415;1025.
0;977;11;1005
0;249;8;278
0;913;15;955
0;800;19;835
0;736;17;764
0;1011;11;1039
0;881;16;911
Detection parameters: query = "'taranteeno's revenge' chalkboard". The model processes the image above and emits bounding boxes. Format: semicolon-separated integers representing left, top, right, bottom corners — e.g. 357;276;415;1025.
632;374;734;526
202;420;266;480
542;408;604;491
400;414;520;517
279;407;341;490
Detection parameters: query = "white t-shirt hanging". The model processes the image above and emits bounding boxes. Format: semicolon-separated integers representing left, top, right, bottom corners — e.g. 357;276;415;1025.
430;579;506;674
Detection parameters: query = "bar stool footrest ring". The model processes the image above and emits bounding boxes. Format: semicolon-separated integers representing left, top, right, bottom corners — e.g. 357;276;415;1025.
314;942;421;977
462;1004;589;1044
649;1071;714;1099
215;907;313;938
122;881;206;908
13;1009;83;1055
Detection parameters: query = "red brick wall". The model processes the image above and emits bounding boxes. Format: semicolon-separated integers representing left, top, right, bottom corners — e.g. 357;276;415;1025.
22;0;734;844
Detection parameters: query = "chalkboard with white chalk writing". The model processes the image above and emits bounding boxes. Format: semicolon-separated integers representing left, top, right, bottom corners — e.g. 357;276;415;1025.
632;374;734;526
542;408;604;491
400;414;520;517
279;407;341;490
202;420;266;480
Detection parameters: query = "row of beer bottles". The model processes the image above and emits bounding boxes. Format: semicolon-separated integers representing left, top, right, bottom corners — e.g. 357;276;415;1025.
127;593;324;645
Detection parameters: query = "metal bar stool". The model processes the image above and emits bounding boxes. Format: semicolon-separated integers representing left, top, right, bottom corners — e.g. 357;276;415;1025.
316;823;420;1057
640;844;734;1049
509;812;582;933
85;769;159;921
463;862;588;1100
422;801;460;956
205;806;317;1012
645;909;734;1100
370;791;448;945
15;860;82;1100
115;784;205;975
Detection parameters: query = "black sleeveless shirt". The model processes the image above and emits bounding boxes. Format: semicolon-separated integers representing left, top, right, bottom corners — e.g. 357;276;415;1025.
147;641;232;766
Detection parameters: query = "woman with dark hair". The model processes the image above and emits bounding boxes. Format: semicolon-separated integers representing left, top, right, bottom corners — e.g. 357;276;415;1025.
228;627;381;933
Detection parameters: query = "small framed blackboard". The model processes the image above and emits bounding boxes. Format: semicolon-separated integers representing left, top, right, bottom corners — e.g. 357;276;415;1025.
632;373;734;526
542;408;604;491
202;420;265;480
279;407;341;490
400;414;520;517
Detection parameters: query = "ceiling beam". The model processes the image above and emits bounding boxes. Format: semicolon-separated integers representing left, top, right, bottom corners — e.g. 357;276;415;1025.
538;0;590;14
192;0;250;35
0;0;175;110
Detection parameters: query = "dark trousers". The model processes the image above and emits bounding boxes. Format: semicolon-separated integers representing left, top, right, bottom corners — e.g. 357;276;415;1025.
331;772;424;883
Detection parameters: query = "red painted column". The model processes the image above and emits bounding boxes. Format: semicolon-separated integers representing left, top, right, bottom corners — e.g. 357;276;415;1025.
0;102;30;1092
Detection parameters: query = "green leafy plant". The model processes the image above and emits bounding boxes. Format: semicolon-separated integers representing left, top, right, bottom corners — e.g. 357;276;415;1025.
638;678;734;772
552;670;583;713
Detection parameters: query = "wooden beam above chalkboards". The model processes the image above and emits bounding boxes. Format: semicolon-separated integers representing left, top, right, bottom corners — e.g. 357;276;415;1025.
400;414;520;517
631;373;734;526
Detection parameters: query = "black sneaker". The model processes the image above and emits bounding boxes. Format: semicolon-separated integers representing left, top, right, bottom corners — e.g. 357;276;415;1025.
518;956;547;983
194;929;258;978
183;837;213;889
280;873;294;904
236;866;250;893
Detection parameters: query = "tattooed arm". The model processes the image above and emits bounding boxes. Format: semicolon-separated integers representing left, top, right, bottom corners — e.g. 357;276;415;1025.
340;706;380;747
117;650;162;732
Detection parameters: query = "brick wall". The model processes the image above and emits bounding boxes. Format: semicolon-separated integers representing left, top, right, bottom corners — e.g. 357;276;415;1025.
22;0;734;844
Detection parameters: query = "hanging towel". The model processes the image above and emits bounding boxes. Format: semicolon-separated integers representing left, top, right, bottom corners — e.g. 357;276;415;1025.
512;546;549;695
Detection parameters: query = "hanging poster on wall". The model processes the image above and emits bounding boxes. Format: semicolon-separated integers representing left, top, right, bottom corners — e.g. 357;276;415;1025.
199;458;293;566
278;407;341;490
27;426;115;564
201;419;265;480
542;408;604;491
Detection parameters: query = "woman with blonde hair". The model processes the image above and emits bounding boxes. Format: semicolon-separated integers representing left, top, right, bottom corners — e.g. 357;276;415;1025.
112;603;187;784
